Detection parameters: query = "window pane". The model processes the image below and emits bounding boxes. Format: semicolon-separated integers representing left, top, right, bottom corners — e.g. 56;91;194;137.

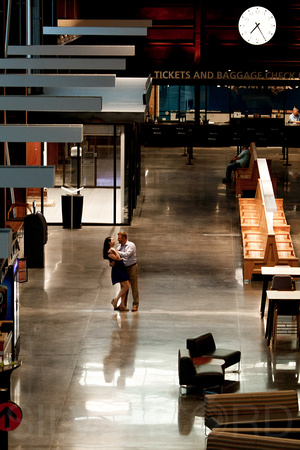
207;86;230;122
159;85;179;121
230;86;285;116
180;85;195;121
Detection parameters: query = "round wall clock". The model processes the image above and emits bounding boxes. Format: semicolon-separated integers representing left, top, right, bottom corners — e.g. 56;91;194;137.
238;6;276;45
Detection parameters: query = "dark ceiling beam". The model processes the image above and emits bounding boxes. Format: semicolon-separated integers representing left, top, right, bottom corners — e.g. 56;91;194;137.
194;4;201;64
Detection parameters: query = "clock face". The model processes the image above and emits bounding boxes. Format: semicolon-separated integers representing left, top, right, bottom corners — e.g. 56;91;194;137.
238;6;276;45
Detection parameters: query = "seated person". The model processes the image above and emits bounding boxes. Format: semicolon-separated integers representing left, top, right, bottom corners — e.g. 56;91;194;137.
222;146;250;184
288;106;300;124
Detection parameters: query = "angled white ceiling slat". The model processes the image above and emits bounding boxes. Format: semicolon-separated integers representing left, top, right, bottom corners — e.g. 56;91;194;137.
43;26;148;36
7;45;135;56
0;125;83;142
0;74;115;87
57;19;152;27
0;58;125;70
0;96;102;112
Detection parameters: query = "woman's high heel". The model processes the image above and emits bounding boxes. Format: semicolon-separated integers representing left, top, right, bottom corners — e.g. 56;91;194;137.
111;298;118;309
119;305;129;312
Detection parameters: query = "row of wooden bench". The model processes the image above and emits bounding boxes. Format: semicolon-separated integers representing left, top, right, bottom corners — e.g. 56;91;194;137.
238;154;298;282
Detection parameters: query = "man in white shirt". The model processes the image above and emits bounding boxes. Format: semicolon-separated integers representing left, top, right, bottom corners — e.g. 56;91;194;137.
117;232;140;312
288;107;300;124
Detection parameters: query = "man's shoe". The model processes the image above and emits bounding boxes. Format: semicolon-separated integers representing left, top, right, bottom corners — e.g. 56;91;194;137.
131;306;138;312
222;178;231;184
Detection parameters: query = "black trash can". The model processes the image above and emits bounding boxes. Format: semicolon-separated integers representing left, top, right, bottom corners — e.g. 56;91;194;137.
61;194;83;229
24;212;48;268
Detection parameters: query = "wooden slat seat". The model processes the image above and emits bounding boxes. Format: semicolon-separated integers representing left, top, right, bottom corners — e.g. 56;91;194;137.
245;242;264;250
275;233;293;243
274;211;286;219
243;231;263;240
239;198;257;208
276;242;293;250
240;209;259;216
240;217;260;226
274;218;288;226
277;250;296;258
240;204;257;211
244;250;265;259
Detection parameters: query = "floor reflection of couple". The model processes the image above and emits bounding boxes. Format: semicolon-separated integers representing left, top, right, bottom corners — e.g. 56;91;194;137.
103;313;139;388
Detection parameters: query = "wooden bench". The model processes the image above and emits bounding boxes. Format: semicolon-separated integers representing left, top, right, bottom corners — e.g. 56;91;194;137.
204;390;299;431
235;142;277;196
206;429;300;449
239;178;298;282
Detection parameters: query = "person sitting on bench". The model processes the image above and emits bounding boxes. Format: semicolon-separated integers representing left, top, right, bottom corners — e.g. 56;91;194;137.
223;145;250;184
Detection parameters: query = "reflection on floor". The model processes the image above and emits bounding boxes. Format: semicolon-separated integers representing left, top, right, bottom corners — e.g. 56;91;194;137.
9;145;300;448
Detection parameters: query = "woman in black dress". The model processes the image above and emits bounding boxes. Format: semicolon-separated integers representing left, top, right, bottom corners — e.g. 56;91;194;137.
103;237;130;311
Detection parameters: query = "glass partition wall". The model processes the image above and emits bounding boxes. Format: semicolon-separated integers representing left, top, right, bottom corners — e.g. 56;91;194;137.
154;84;300;123
40;125;133;225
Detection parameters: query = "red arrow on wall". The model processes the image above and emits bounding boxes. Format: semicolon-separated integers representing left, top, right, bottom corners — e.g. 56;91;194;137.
0;402;22;431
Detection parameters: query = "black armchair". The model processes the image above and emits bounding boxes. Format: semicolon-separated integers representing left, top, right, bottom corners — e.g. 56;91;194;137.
178;349;224;394
186;333;241;372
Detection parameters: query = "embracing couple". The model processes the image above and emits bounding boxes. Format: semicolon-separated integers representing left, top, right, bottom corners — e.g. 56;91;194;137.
103;231;139;312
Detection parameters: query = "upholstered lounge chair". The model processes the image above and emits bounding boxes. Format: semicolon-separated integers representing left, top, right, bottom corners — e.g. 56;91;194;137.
178;349;224;394
206;430;300;449
186;333;241;371
204;389;299;431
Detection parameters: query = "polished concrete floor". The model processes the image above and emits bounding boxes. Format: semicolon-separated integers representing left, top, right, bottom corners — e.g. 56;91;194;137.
9;144;300;448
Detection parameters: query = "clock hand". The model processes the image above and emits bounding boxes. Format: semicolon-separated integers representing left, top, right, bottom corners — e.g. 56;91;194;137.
257;24;266;41
250;22;260;34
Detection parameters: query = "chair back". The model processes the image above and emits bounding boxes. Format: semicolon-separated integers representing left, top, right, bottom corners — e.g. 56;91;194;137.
178;349;196;385
7;202;33;220
271;275;298;315
186;333;216;358
271;275;293;291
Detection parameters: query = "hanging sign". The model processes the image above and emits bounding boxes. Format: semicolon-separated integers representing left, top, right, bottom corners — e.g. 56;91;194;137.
153;70;300;82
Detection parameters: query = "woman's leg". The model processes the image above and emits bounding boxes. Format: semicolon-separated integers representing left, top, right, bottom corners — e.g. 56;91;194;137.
112;281;129;308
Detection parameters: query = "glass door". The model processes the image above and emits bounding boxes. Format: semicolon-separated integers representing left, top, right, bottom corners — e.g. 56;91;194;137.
82;138;97;187
42;125;128;224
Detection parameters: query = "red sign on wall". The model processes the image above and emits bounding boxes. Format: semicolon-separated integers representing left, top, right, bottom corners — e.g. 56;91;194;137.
0;402;22;431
